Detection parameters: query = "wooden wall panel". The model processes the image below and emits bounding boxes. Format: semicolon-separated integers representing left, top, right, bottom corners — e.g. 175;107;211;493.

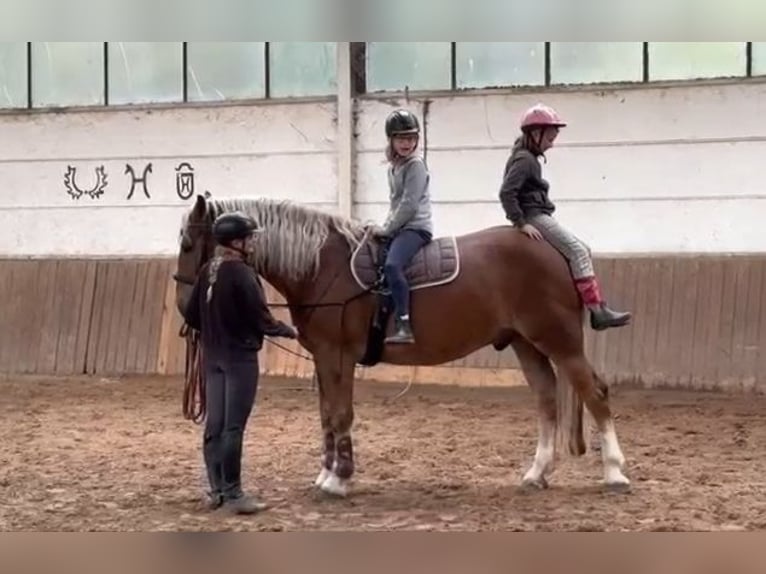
1;255;765;393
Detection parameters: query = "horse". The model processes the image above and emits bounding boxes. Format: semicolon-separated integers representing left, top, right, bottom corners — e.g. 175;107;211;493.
173;194;630;497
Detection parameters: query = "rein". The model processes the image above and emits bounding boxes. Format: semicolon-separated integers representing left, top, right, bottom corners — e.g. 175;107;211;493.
174;226;378;424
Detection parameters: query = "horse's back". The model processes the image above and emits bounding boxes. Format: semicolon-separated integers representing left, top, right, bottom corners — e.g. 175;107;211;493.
448;224;576;296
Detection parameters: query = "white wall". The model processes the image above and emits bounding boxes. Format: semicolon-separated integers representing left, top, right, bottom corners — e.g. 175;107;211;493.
1;79;764;257
355;80;766;254
0;100;338;256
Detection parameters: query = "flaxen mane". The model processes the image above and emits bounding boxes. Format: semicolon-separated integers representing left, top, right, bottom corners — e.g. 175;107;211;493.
207;198;366;281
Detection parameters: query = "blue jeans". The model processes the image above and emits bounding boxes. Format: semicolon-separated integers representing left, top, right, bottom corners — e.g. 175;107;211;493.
383;229;432;319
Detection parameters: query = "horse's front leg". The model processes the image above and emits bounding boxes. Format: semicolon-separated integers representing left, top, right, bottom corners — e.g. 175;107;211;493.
313;424;335;488
312;359;335;487
312;352;356;497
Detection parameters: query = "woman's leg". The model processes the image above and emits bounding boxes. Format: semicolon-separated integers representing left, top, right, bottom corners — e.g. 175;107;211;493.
383;229;431;344
219;356;266;514
202;358;226;509
528;214;631;331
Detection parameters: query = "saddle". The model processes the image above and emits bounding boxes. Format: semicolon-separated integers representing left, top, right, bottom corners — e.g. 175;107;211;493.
351;233;460;366
350;234;460;292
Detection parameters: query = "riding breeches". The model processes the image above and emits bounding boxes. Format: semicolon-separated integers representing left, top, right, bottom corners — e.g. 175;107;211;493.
202;354;259;500
527;214;594;279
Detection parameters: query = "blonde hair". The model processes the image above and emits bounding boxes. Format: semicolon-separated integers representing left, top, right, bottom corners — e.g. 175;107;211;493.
206;198;365;282
204;246;233;303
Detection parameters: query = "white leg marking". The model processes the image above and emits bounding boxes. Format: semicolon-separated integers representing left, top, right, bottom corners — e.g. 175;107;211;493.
601;420;630;490
320;461;349;497
522;417;555;489
320;472;349;497
314;466;331;487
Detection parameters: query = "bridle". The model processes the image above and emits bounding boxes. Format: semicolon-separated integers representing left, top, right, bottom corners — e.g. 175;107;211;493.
173;220;213;287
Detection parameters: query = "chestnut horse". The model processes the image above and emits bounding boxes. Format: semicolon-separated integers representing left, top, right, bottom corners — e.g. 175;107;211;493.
174;195;630;497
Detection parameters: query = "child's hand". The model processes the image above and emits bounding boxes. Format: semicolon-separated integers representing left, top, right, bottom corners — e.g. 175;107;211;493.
366;224;388;238
520;224;543;241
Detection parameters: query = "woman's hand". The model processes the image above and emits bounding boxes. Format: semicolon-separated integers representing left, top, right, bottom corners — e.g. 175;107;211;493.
520;223;543;241
275;321;297;339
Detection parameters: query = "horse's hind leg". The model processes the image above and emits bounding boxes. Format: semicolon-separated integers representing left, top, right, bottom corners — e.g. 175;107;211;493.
510;336;558;490
556;353;630;491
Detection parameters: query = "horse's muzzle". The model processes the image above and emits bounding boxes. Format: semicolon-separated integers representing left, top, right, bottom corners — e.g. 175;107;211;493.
172;273;196;286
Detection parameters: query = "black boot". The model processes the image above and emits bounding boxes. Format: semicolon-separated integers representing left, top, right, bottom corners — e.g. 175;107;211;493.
385;315;415;344
588;303;632;331
203;441;225;510
222;493;269;515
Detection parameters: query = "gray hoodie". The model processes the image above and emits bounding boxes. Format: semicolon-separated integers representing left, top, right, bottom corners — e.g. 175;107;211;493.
381;155;433;236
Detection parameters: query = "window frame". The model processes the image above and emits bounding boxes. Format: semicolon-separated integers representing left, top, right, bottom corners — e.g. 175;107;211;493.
0;42;762;115
359;42;759;97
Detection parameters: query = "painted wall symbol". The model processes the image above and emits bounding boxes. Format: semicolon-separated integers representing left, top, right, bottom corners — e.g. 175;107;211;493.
64;165;108;200
175;162;195;200
125;163;153;199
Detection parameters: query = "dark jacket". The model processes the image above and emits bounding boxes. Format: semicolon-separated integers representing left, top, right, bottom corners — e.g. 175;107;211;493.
182;258;291;360
498;138;556;227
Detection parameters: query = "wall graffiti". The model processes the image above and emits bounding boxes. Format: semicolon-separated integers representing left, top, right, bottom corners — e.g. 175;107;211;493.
175;162;195;200
63;165;109;200
125;163;153;199
63;161;199;201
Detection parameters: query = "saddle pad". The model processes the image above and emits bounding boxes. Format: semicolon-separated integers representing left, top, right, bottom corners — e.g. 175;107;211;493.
350;235;460;291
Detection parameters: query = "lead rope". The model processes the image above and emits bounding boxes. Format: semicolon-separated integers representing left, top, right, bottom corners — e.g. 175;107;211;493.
180;324;206;424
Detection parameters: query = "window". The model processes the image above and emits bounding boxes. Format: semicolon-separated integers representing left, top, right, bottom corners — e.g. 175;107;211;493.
456;42;545;89
367;42;451;92
0;42;27;108
108;42;183;105
551;42;643;85
187;42;265;101
649;42;746;81
269;42;336;98
31;42;103;107
752;42;766;75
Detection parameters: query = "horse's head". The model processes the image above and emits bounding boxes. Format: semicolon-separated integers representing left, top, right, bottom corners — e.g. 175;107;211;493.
174;194;367;316
174;194;215;317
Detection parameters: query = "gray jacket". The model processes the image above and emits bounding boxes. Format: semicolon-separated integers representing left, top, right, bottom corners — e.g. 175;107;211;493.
382;156;433;236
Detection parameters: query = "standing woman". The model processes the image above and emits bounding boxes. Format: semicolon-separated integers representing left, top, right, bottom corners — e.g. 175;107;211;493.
498;103;631;331
372;108;434;345
183;212;297;514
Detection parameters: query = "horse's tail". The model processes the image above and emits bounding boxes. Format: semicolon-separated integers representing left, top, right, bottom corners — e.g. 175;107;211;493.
555;370;586;456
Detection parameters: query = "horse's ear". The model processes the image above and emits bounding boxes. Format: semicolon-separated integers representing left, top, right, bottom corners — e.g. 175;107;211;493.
192;194;207;218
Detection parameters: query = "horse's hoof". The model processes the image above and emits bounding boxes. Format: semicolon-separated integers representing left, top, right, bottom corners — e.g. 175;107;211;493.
320;473;349;498
314;467;331;488
520;476;549;491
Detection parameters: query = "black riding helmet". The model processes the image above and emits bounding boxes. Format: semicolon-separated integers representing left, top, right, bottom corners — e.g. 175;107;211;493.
212;212;259;246
385;109;420;138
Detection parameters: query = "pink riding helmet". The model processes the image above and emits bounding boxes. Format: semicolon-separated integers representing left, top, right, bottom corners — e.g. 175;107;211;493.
520;103;567;131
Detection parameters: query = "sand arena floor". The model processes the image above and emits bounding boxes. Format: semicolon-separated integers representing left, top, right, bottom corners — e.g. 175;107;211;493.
1;374;765;531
